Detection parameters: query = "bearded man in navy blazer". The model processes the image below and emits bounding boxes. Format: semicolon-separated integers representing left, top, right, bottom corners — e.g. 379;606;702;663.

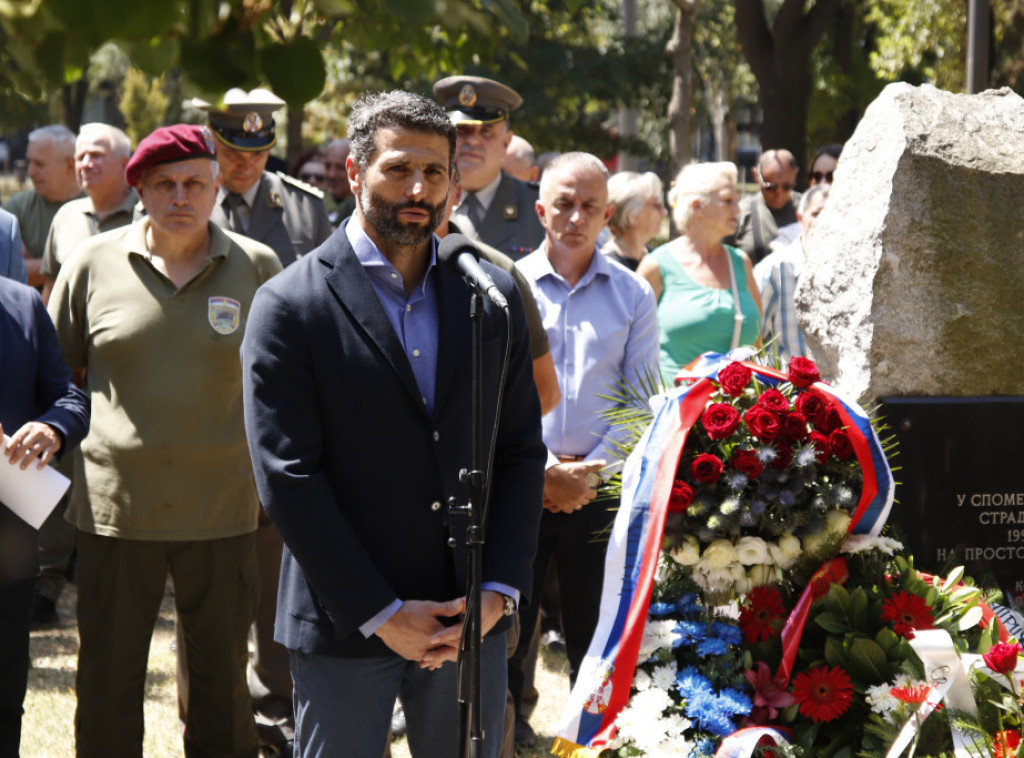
0;277;89;754
241;90;545;758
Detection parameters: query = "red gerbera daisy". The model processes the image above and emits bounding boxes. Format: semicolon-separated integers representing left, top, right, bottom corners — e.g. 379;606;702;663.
791;665;854;723
881;591;935;639
994;730;1021;758
739;586;787;643
889;683;934;705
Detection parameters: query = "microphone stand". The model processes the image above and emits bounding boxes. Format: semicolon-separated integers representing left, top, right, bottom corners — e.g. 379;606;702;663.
450;287;487;758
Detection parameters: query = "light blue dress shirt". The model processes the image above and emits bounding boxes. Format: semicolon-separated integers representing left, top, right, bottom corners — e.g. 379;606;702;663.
517;245;659;467
346;221;519;636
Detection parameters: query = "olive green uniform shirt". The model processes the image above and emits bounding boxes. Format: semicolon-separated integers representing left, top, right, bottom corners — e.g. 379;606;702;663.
40;189;139;279
48;219;283;540
3;188;85;258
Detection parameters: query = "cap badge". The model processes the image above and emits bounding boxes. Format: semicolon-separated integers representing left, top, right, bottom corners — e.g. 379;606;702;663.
208;297;241;335
458;84;477;108
200;126;216;155
243;112;263;133
503;204;518;221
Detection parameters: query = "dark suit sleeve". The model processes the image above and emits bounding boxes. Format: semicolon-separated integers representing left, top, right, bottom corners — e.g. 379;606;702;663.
477;268;546;602
30;290;89;451
242;283;399;638
4;214;27;284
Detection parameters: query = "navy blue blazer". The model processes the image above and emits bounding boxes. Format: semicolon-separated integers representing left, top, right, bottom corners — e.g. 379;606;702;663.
0;278;89;583
242;222;546;658
0;208;27;284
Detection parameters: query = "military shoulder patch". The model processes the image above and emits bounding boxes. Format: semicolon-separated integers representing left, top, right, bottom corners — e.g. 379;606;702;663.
275;171;325;200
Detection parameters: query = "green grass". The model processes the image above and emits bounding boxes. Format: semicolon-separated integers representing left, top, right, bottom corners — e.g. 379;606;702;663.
24;585;573;757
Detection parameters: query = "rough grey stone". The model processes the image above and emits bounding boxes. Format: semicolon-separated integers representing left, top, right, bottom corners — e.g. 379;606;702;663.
797;82;1024;399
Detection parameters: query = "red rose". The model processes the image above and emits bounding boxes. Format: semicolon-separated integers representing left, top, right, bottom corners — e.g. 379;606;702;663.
809;431;830;464
828;428;854;459
788;356;822;388
717;362;752;396
730;448;764;478
816;405;843;434
757;388;790;413
984;642;1022;675
744;405;781;441
668;480;694;512
702;403;742;440
795;389;829;426
780;411;810;443
771;444;793;469
691;453;724;483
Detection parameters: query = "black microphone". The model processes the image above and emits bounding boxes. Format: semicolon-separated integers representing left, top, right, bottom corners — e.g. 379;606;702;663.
437;233;509;310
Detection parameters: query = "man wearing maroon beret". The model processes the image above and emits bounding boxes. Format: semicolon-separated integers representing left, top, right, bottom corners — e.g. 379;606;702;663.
48;124;282;758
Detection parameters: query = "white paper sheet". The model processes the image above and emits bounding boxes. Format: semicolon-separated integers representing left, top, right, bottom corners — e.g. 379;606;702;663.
0;434;71;529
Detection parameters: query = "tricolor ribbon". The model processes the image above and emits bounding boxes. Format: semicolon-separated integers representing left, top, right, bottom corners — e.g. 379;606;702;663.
553;352;894;755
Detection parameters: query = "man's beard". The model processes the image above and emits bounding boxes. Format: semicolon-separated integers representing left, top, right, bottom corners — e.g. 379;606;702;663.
360;184;447;246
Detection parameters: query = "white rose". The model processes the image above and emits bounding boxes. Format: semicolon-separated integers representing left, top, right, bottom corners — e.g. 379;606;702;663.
670;535;701;566
802;530;831;558
747;564;777;588
735;536;770;565
769;534;801;569
698;539;738;570
826;509;852;535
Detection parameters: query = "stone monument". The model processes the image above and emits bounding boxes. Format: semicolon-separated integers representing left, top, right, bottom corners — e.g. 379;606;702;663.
798;82;1024;400
797;82;1024;603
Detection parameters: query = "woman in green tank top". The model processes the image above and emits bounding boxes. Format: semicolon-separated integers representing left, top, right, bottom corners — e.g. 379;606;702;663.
636;162;762;385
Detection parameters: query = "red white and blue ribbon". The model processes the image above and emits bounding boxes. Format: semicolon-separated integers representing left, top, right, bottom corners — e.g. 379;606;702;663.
552;351;894;756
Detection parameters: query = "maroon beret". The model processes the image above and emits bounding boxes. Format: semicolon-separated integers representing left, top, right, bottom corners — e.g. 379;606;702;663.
125;124;217;186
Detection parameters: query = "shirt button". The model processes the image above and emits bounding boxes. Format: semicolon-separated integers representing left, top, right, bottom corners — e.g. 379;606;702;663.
433;431;440;441
413;349;421;357
406;304;412;312
422;397;428;405
431;501;442;512
390;272;398;279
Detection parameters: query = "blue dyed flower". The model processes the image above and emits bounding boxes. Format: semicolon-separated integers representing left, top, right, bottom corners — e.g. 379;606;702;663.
718;687;753;716
676;666;714;699
685;691;737;736
709;622;743;645
648;601;677;618
695;636;730;656
677;593;701;615
671;620;706;648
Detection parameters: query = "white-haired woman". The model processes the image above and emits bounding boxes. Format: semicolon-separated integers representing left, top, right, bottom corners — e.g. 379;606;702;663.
600;171;667;271
637;162;762;384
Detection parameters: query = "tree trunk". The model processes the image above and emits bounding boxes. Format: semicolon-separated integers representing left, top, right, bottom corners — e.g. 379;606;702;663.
667;0;698;237
286;106;304;167
61;80;88;133
734;0;839;168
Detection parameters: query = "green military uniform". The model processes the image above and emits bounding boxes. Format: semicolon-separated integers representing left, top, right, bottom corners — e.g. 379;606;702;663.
40;189;139;280
3;189;85;259
210;171;331;266
433;75;544;261
49;216;282;756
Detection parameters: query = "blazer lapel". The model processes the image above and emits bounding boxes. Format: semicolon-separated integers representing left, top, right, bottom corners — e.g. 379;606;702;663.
321;233;426;413
433;264;471;417
481;173;515;251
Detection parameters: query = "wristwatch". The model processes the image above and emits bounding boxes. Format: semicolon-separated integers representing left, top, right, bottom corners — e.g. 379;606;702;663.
501;594;516;617
585;471;603;489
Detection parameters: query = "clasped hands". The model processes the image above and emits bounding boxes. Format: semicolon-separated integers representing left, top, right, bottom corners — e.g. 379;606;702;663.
543;459;606;514
375;589;505;670
0;421;62;470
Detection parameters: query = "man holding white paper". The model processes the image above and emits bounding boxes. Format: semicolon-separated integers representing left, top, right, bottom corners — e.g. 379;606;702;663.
0;276;89;756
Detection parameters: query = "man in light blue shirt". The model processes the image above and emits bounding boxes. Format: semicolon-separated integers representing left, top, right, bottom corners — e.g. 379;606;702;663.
754;183;830;362
510;152;659;737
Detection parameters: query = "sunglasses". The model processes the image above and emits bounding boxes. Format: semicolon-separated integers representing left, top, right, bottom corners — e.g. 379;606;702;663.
808;170;834;184
760;180;795;193
300;172;324;183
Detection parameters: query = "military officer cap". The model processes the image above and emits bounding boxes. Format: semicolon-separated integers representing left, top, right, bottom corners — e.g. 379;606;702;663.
192;88;285;152
432;76;523;126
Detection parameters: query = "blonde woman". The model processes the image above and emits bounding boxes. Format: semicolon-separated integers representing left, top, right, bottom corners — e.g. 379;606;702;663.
637;162;762;384
600;171;667;271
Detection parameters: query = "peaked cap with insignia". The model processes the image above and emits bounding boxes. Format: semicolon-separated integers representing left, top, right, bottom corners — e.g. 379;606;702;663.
193;88;285;152
432;75;523;126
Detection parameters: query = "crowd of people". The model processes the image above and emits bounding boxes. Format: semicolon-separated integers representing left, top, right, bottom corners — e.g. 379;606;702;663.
0;72;839;758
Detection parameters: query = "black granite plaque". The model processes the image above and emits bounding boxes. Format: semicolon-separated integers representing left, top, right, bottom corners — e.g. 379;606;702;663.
879;396;1024;603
